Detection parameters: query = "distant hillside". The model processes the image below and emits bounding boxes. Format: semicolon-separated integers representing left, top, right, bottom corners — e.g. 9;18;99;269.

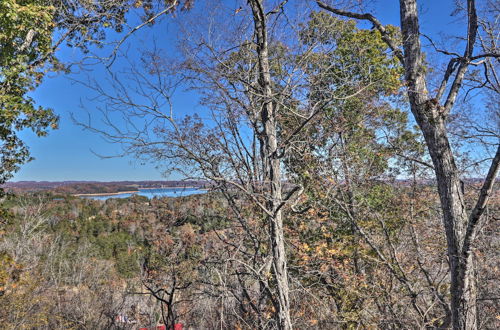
2;180;210;194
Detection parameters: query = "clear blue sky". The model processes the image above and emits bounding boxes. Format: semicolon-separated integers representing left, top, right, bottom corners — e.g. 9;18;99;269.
11;0;467;182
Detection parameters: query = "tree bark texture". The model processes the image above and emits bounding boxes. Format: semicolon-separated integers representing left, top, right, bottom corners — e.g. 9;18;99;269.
399;1;477;327
248;1;292;329
317;0;500;328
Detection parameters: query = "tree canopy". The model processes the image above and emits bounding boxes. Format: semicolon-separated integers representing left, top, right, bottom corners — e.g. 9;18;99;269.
0;0;59;186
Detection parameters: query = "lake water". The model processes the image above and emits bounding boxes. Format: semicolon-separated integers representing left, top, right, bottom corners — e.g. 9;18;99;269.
83;187;207;201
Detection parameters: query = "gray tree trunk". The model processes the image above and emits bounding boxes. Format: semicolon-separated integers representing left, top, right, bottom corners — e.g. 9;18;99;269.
248;1;292;329
399;1;477;327
317;0;500;328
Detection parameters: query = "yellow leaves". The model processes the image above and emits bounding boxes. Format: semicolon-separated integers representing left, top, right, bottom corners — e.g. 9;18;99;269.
298;222;307;231
327;248;340;256
311;242;344;258
322;231;332;239
299;254;309;264
0;258;50;328
315;242;327;256
305;207;316;217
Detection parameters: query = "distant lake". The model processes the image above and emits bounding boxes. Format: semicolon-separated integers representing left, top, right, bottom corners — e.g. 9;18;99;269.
82;187;207;201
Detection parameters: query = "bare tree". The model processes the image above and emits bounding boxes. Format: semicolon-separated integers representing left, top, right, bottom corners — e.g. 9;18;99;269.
246;1;291;327
316;0;500;328
75;0;390;327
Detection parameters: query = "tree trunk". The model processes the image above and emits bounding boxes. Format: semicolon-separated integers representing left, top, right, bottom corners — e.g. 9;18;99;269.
318;0;492;327
248;1;292;329
412;104;478;329
399;1;477;328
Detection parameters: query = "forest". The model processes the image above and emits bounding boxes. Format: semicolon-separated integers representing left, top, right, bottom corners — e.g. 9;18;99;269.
4;180;209;195
0;0;499;329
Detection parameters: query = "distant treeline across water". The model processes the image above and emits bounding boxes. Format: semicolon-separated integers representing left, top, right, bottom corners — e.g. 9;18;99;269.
81;187;207;200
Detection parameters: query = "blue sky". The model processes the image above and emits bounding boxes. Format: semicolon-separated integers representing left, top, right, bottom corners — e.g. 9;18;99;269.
11;0;468;182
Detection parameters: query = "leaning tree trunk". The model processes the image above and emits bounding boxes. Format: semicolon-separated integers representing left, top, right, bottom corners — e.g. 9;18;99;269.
248;0;292;329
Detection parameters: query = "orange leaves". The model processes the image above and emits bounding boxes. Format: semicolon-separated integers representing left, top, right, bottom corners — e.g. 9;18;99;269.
179;223;196;244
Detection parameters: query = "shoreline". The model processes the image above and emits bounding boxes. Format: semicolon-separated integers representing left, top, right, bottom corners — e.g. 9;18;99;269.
73;190;139;197
73;186;207;197
139;186;201;190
